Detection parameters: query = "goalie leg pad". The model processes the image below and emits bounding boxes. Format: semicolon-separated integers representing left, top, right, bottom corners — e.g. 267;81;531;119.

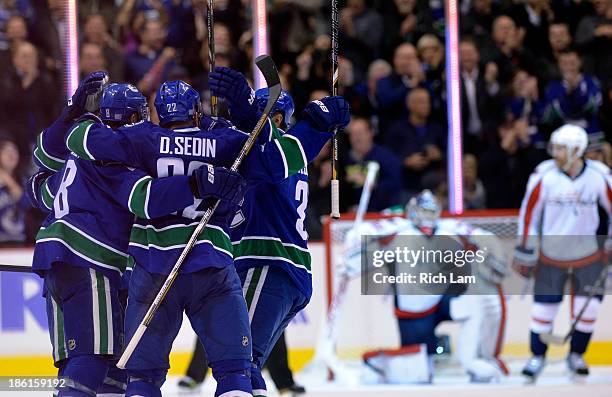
363;345;431;384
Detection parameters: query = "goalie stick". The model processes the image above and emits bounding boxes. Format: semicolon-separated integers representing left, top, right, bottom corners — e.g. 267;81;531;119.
309;161;379;380
118;55;281;369
540;260;609;345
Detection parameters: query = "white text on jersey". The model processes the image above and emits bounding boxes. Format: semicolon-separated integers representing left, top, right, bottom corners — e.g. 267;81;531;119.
159;136;216;157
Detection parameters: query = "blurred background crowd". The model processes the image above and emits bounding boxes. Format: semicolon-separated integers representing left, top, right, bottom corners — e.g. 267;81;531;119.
0;0;611;241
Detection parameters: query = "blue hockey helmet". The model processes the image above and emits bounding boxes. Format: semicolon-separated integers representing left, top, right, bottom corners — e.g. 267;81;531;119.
99;83;149;124
406;189;441;231
155;80;201;126
255;88;295;128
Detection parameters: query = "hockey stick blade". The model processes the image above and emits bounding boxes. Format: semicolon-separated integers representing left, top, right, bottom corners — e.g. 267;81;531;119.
118;56;281;369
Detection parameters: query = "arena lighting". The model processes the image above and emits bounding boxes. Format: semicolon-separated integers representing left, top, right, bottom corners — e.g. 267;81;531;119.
445;0;464;214
252;0;269;89
65;0;79;98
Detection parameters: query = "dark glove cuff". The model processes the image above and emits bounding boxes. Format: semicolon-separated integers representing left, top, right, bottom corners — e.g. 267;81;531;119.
189;174;203;199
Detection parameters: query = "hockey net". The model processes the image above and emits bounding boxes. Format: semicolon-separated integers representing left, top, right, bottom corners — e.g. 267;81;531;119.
321;209;519;361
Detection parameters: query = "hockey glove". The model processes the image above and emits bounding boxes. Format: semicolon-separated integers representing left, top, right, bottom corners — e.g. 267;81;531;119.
512;246;538;278
209;67;258;126
64;71;109;121
302;96;350;133
191;165;246;206
25;170;54;211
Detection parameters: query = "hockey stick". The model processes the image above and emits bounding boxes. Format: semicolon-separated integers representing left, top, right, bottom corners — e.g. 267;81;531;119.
207;0;217;116
540;260;609;345
0;264;33;273
329;0;340;219
118;55;280;369
309;161;379;380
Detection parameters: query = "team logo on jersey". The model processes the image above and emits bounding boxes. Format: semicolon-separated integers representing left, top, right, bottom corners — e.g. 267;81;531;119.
242;336;249;347
68;339;76;351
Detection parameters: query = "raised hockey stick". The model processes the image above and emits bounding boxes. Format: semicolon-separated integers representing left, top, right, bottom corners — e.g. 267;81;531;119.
540;260;609;345
309;161;379;380
207;0;217;116
118;55;281;369
329;0;340;219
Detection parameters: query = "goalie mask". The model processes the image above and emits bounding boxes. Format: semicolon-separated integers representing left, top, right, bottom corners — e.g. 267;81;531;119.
99;83;149;124
406;190;441;234
547;124;588;173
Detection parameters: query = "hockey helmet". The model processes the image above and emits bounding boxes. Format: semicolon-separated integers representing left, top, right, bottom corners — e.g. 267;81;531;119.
405;189;441;231
255;88;295;128
155;80;202;126
99;83;149;124
548;124;588;172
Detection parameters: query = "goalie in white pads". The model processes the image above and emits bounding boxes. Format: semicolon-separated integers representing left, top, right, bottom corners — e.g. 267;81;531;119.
347;190;508;383
514;124;612;379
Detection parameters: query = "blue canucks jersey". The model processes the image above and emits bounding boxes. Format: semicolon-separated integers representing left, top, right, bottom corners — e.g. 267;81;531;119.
64;116;331;275
30;154;198;287
230;125;328;298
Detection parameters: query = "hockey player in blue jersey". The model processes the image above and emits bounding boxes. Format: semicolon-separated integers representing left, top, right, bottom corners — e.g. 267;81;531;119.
64;77;348;397
208;66;350;397
27;80;246;397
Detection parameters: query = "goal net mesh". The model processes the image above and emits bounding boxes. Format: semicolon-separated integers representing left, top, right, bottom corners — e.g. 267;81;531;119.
322;210;518;360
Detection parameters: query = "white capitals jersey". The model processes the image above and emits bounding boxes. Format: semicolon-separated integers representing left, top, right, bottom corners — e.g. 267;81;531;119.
518;159;612;266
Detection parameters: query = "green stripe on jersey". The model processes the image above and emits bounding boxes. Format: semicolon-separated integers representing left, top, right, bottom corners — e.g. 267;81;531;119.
233;238;311;271
33;132;65;171
128;177;153;219
129;224;233;257
66;120;95;160
36;221;128;273
41;179;55;211
277;135;306;176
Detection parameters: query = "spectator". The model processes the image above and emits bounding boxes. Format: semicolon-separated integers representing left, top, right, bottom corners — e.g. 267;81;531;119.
504;69;546;150
459;37;502;154
0;41;59;160
507;0;555;56
484;15;539;83
292;37;332;113
0;137;24;243
0;15;28;74
345;59;392;128
341;117;402;211
385;88;444;194
124;19;176;95
543;22;572;81
575;0;612;85
460;0;501;53
417;33;445;122
79;43;107;80
542;49;603;137
463;153;486;209
82;13;124;81
380;0;434;59
479;120;544;208
269;0;318;66
29;0;64;76
0;0;32;50
340;0;384;81
376;42;425;134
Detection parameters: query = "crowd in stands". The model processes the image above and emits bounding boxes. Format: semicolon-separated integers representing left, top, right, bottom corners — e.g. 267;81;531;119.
0;0;610;240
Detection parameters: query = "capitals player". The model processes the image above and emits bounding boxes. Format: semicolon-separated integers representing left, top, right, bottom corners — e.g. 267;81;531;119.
347;190;507;383
514;124;611;379
64;76;348;396
27;79;243;396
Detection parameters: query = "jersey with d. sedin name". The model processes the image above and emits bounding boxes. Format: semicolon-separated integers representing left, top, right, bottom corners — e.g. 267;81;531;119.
30;154;196;287
65;117;331;275
230;125;327;299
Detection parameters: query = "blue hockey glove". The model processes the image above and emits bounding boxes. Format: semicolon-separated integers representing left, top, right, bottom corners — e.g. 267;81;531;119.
191;165;246;206
64;71;109;121
209;67;258;124
302;96;350;132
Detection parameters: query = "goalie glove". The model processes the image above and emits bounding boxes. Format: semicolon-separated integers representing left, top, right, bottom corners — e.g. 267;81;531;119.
190;165;246;206
512;246;538;278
